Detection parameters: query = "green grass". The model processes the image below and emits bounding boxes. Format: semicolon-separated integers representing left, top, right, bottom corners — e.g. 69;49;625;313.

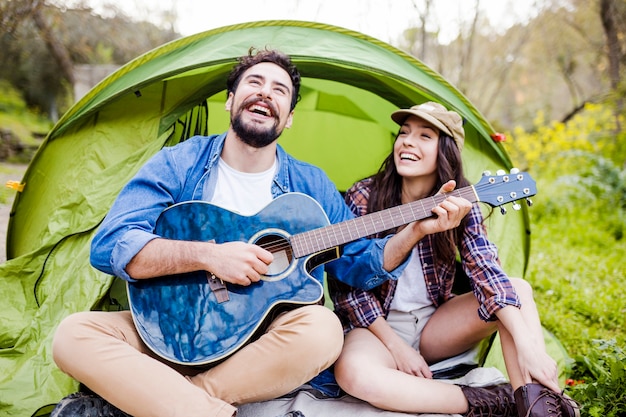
521;161;626;416
0;164;27;205
0;80;51;145
527;200;626;358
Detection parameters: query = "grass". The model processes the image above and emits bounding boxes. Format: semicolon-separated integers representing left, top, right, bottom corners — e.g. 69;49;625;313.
0;164;27;205
527;197;626;358
512;149;626;415
0;80;52;145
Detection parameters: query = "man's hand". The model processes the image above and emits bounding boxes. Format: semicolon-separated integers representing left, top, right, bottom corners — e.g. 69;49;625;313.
126;238;273;284
205;241;274;286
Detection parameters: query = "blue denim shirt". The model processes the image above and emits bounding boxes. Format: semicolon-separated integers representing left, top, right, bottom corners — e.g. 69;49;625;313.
90;133;405;289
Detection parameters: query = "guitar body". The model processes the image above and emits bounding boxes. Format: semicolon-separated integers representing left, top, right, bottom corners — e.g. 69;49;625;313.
127;193;330;366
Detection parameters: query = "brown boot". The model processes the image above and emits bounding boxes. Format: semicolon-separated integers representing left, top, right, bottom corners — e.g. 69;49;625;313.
513;383;580;417
460;383;518;417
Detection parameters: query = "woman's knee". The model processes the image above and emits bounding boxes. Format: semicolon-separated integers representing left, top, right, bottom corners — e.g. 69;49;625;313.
334;329;380;394
509;277;534;301
335;348;382;400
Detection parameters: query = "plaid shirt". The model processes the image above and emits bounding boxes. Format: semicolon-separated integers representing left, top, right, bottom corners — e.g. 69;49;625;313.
329;178;521;333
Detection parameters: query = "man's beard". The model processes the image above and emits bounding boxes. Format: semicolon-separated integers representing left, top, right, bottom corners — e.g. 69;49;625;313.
231;107;281;149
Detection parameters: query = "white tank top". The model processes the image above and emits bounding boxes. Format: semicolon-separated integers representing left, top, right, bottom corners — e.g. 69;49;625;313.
211;158;276;216
389;246;433;312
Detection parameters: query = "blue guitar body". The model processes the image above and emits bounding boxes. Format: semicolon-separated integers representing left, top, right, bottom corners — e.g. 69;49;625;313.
127;193;332;366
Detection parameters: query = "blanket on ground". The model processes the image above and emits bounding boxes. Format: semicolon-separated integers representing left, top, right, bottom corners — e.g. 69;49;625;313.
237;367;508;417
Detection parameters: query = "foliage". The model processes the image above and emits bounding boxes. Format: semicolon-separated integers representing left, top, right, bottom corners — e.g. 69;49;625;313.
0;3;178;118
399;0;615;130
0;80;51;145
566;339;626;417
504;101;626;415
505;103;626;171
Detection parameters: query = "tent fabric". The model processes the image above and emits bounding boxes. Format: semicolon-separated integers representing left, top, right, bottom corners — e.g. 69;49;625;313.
0;20;537;416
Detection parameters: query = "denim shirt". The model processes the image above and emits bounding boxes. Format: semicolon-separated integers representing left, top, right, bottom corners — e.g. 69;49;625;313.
90;133;406;289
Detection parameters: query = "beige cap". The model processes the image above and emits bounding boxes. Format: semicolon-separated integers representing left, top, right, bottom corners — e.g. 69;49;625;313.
391;101;465;150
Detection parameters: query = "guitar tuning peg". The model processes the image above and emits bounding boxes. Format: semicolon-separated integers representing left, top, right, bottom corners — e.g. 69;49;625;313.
500;206;507;215
482;170;492;176
526;198;533;207
496;169;506;176
512;202;521;211
509;167;520;174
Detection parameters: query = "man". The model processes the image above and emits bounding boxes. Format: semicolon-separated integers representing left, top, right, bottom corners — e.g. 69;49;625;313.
51;48;469;417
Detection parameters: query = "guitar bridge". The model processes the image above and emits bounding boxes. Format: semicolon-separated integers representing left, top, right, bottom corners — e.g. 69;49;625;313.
207;272;230;303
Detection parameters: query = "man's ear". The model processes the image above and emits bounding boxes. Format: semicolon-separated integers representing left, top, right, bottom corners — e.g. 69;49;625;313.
225;92;234;111
285;111;294;129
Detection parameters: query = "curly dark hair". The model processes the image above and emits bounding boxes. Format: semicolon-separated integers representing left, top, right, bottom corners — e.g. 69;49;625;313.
226;47;301;111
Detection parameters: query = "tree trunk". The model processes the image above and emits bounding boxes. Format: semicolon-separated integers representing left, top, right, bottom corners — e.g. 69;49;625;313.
600;0;622;133
31;7;75;87
457;0;481;93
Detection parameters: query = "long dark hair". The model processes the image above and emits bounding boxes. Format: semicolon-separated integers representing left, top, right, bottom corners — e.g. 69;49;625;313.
367;132;470;264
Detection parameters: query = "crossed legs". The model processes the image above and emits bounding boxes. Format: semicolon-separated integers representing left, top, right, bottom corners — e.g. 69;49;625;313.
52;304;342;417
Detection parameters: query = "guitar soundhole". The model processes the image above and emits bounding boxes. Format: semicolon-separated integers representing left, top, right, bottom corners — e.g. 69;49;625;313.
253;231;295;282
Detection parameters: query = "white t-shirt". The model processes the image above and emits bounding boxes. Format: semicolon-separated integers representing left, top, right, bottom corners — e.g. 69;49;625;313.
211;157;276;215
389;246;433;312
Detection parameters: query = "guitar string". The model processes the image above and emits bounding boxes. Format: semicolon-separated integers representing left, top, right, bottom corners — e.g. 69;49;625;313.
251;178;529;255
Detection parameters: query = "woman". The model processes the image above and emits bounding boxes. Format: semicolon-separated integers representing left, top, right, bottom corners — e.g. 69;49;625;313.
329;102;578;417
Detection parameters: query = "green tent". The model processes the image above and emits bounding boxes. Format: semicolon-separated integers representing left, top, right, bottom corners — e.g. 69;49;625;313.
0;20;535;416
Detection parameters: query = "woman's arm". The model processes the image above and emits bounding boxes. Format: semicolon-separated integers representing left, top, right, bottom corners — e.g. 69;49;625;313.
383;181;472;271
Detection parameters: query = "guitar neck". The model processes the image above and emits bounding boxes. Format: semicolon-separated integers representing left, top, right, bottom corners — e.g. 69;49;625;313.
290;185;479;258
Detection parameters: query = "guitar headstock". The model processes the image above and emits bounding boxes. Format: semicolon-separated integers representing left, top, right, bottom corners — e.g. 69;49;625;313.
475;169;536;214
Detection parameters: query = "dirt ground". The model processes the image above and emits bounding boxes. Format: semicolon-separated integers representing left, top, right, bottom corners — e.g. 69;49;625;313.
0;163;28;262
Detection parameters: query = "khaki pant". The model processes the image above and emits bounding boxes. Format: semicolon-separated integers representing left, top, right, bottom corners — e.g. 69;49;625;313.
52;305;343;417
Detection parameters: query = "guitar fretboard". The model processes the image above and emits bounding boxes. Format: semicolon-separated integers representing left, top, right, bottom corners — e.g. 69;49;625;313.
290;186;478;258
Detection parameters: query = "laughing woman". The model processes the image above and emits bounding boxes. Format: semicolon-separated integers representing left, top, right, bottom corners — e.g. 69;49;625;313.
329;102;578;417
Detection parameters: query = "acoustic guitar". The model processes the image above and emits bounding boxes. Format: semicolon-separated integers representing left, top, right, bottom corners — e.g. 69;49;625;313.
127;170;536;365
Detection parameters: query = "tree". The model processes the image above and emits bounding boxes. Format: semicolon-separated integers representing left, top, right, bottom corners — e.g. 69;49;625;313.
0;0;42;34
600;0;624;133
31;4;75;87
396;0;612;131
0;1;178;119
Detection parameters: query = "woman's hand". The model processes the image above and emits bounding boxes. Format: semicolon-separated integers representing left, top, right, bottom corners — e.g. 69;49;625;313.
369;317;433;378
516;337;561;392
383;180;471;271
412;180;472;236
388;339;433;379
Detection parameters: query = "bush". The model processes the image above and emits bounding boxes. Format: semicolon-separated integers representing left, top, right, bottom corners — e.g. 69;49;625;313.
566;339;626;417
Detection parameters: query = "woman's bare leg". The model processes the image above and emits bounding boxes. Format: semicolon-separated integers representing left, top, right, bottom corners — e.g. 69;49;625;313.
419;292;497;363
334;328;470;414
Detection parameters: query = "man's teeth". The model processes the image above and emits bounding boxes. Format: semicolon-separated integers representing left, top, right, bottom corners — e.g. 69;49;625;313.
400;153;418;161
249;104;272;116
